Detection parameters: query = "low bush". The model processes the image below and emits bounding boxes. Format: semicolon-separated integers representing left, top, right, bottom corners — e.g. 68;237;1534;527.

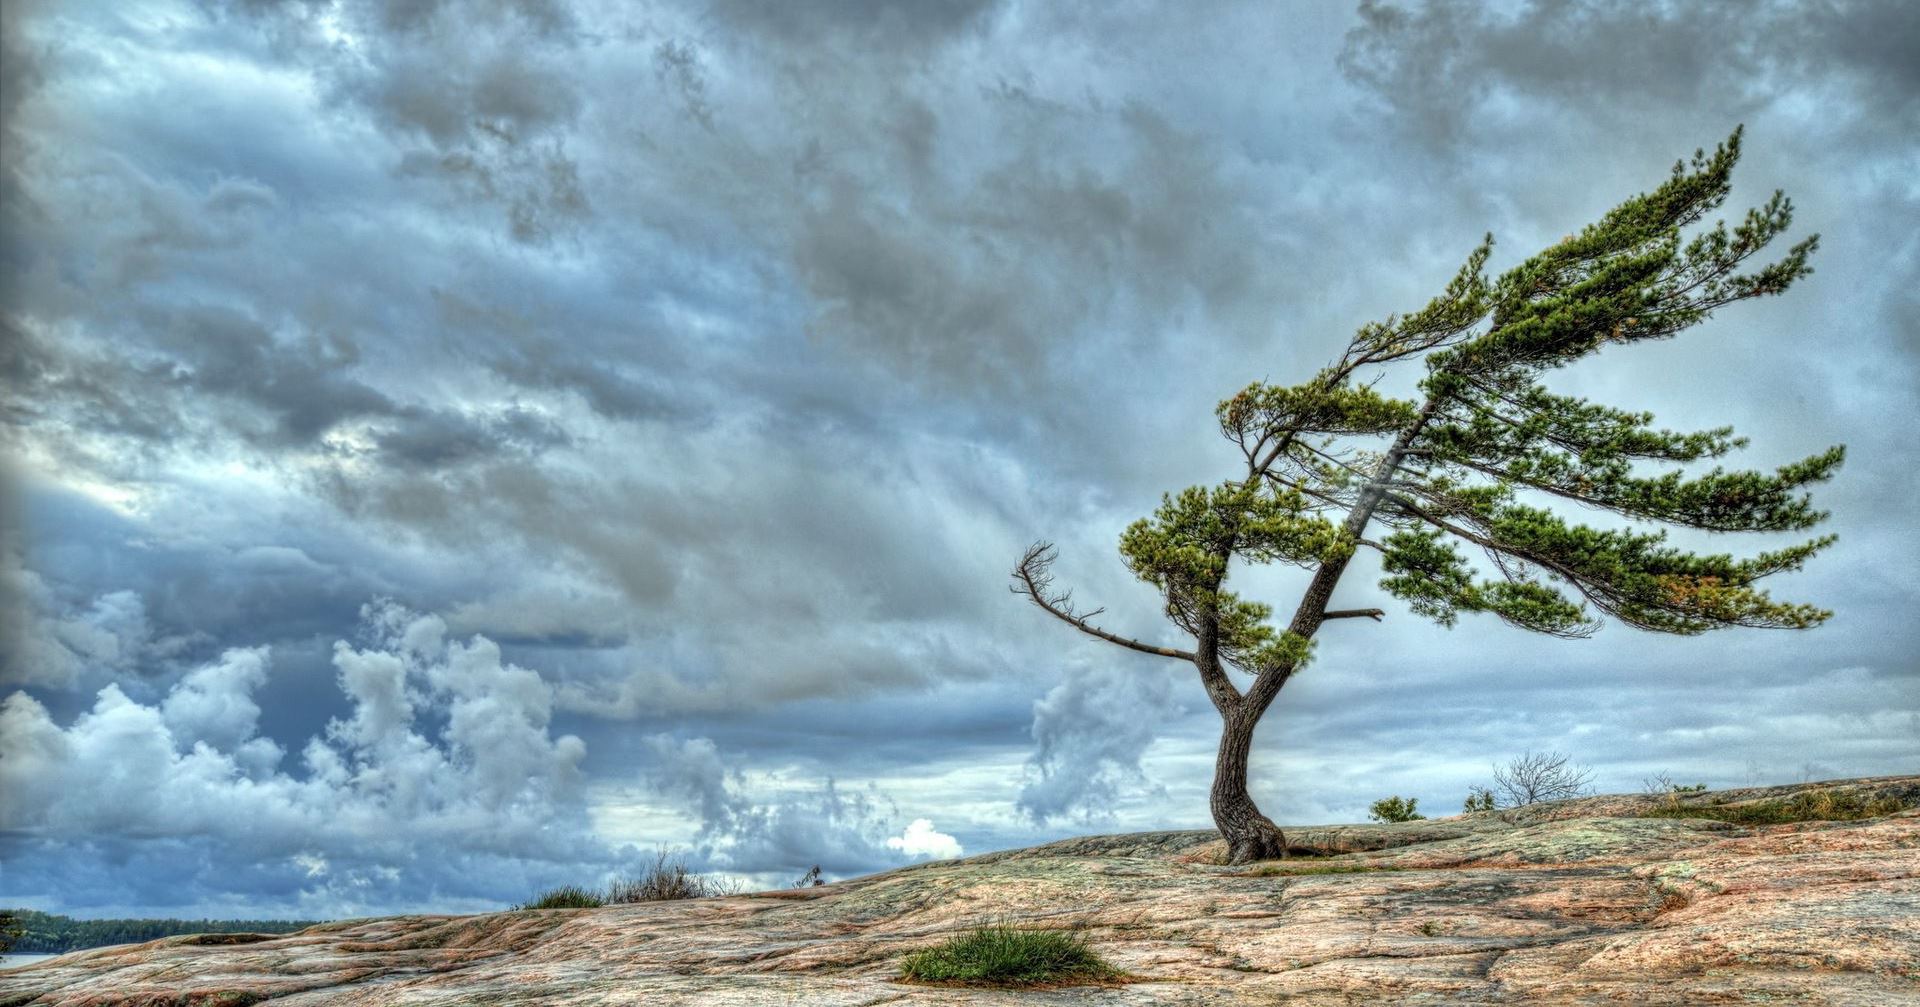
901;924;1120;987
1640;789;1907;826
520;886;604;910
1462;787;1497;814
1368;796;1425;823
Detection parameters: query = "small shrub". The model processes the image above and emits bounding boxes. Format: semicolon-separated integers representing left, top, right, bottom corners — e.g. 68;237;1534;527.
1640;789;1907;826
1486;750;1594;807
1462;787;1497;814
792;865;824;888
520;886;604;910
1367;796;1426;823
901;924;1120;987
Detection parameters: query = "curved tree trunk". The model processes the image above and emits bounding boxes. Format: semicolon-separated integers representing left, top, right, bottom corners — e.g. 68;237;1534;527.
1210;712;1288;864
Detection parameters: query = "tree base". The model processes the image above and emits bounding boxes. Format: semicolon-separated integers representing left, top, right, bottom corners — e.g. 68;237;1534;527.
1220;819;1289;865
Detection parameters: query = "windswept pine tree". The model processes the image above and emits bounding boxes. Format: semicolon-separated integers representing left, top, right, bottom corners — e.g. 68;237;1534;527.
1014;129;1840;864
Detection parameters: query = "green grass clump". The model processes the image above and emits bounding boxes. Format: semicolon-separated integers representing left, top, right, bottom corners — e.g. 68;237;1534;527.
519;885;604;909
901;924;1120;987
1640;789;1908;826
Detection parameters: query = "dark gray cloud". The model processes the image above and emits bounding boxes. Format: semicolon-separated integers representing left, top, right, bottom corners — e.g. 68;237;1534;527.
2;0;1914;917
706;0;1001;48
1018;658;1178;825
217;0;592;243
1343;0;1920;145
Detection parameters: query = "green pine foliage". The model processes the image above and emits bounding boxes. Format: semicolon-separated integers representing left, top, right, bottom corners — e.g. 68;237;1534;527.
1023;128;1837;680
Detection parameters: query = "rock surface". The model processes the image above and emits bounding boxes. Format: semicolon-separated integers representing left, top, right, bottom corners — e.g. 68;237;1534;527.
5;777;1917;1005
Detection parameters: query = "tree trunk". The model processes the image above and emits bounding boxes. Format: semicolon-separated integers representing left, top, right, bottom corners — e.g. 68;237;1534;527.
1210;711;1288;864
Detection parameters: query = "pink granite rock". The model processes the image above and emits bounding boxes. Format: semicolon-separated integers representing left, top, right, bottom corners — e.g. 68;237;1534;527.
4;777;1915;1005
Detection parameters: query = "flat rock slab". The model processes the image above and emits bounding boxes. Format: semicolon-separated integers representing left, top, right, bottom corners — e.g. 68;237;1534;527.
6;778;1918;1006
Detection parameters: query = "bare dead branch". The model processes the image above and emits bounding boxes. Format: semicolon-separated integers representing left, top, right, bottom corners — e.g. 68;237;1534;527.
1322;608;1385;621
1011;543;1198;662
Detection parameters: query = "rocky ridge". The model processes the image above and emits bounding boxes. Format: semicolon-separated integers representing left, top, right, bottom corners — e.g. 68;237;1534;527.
4;777;1916;1005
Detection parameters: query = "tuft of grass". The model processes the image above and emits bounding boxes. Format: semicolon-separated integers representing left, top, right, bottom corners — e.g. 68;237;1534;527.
519;885;604;910
1640;789;1908;826
606;849;735;903
517;849;740;911
900;924;1120;987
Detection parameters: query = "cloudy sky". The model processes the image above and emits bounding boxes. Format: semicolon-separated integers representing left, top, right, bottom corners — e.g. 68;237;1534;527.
2;0;1915;920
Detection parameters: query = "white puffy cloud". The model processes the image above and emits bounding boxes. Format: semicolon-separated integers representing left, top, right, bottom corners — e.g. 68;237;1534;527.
0;602;601;916
886;818;962;861
160;646;269;753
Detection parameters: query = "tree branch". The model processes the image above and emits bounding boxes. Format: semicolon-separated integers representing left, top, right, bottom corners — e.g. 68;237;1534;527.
1323;608;1386;621
1244;400;1445;721
1011;543;1198;662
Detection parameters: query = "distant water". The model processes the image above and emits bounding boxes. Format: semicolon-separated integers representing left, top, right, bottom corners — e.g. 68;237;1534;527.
2;953;58;969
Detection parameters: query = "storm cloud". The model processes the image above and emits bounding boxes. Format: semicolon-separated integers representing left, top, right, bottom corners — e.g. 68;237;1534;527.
2;0;1915;917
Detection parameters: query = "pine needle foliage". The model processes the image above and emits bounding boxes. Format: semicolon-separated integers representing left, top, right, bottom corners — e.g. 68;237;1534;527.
1014;129;1840;860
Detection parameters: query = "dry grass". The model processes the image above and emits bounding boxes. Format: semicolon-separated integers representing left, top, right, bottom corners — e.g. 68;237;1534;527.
518;849;740;910
605;849;736;903
1639;789;1908;826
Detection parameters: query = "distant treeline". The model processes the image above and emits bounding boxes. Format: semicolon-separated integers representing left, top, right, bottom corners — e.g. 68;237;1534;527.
2;909;320;953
